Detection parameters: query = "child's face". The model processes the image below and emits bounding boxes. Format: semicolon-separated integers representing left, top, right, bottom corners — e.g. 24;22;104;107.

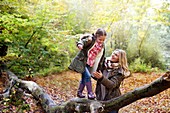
111;51;119;62
96;36;106;44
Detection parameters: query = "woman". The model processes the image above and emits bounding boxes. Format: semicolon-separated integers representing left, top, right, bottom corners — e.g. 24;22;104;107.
93;49;130;112
69;28;107;99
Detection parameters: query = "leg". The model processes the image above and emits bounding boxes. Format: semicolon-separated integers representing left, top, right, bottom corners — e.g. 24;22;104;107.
77;73;86;98
84;66;95;99
77;82;85;98
108;110;119;113
85;81;95;99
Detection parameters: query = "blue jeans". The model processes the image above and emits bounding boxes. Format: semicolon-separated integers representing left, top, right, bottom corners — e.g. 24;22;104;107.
108;110;119;113
81;65;91;84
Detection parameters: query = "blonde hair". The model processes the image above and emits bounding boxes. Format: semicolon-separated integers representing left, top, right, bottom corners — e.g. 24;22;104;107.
114;49;131;77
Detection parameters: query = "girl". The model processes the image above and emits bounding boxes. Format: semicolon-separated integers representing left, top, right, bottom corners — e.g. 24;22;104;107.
93;49;130;113
69;28;107;99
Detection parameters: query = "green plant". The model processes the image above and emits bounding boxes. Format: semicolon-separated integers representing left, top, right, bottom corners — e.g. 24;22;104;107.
129;57;152;73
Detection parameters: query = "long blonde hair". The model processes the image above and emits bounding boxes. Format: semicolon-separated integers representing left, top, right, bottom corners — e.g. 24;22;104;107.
114;49;131;77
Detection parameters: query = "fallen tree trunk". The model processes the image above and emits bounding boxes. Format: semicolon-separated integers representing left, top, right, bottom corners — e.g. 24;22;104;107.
0;67;170;113
100;71;170;112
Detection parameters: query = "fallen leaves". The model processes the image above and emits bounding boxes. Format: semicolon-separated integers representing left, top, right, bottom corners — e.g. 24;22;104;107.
120;72;170;113
0;71;169;112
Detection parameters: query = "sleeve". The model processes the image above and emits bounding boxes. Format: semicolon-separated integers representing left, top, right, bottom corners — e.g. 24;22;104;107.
98;73;124;90
76;34;93;48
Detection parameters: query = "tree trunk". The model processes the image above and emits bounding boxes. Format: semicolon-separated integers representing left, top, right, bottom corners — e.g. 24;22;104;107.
0;67;170;113
0;42;8;57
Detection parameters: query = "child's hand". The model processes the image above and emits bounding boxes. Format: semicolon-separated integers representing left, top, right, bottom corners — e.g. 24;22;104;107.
77;44;83;50
93;70;103;79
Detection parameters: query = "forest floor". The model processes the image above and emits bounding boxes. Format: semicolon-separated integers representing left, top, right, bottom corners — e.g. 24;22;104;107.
0;70;170;113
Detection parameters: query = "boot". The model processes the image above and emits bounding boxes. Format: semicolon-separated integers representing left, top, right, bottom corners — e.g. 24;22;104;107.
85;81;95;100
77;83;85;98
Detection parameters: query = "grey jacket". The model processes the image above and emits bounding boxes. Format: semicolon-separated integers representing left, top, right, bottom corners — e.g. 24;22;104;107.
69;34;105;73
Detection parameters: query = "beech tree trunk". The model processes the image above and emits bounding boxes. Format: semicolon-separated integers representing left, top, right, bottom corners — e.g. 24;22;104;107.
0;64;169;113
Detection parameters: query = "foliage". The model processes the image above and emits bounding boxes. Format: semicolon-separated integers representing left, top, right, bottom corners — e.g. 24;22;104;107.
126;25;166;69
105;0;169;70
0;0;169;77
60;0;93;34
0;0;79;77
129;57;152;73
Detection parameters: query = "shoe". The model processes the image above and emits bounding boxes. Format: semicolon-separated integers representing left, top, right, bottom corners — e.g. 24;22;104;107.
88;92;95;100
85;81;95;99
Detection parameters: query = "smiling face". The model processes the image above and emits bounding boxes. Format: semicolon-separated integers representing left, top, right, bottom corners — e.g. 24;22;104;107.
111;51;120;63
96;35;106;44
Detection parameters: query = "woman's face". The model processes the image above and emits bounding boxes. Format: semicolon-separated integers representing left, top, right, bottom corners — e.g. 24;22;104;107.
96;36;106;44
111;51;119;62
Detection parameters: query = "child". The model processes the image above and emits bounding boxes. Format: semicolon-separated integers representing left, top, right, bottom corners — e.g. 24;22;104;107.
93;49;130;113
69;28;107;99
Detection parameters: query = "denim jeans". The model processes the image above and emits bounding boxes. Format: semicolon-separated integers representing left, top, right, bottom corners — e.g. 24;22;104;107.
108;110;119;113
81;65;91;84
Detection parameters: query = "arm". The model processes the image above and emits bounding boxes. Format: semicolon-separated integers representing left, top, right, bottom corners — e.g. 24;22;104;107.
100;75;123;89
77;34;93;49
93;71;124;89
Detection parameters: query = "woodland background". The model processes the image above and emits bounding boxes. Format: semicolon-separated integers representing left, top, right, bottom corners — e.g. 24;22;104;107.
0;0;170;112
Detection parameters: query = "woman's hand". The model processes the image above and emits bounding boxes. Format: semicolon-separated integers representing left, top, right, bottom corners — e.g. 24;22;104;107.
93;70;103;79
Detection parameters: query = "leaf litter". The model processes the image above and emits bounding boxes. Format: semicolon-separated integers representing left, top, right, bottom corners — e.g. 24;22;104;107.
0;71;169;112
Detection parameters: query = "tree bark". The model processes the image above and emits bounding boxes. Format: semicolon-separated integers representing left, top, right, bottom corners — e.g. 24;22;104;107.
0;68;170;113
0;42;8;57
